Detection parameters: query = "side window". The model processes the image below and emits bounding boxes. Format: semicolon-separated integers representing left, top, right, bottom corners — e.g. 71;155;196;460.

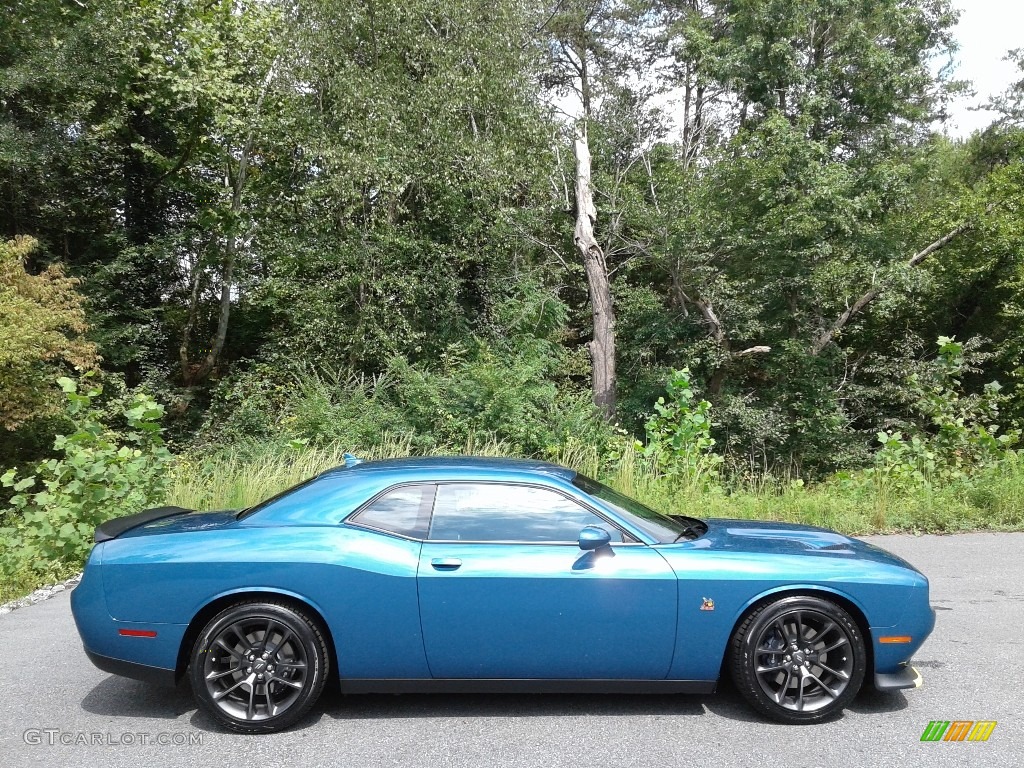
428;483;624;543
349;485;434;539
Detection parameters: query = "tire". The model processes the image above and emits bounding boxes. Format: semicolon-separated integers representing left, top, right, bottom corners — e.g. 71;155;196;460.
729;595;866;723
189;600;329;734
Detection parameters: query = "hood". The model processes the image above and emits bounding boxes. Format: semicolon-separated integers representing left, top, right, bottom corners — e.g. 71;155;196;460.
698;518;918;571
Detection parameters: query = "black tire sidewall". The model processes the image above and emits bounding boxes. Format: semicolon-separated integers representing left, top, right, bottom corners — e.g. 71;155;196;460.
732;595;866;724
190;601;329;733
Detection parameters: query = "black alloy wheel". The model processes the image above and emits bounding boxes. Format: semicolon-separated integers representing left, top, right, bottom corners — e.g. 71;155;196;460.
190;601;329;733
730;595;866;723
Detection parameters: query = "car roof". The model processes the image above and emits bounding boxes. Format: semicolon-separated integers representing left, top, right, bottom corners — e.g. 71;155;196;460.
318;455;577;482
240;456;583;529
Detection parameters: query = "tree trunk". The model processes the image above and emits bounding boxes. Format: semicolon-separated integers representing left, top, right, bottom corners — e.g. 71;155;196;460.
573;131;616;420
179;252;204;380
182;58;278;385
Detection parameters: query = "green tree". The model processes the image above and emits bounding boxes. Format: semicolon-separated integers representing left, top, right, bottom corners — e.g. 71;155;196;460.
251;0;556;374
0;237;97;430
603;0;971;470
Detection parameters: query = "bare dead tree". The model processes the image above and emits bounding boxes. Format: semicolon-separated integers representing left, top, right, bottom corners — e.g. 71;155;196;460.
549;5;618;420
574;125;617;418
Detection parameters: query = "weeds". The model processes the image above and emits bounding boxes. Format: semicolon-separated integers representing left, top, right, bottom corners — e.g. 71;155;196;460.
165;440;1024;536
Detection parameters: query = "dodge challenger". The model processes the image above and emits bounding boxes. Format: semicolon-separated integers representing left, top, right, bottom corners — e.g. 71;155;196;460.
71;455;935;733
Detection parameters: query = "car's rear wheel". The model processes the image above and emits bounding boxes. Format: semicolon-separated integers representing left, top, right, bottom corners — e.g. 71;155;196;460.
730;595;866;723
189;601;329;733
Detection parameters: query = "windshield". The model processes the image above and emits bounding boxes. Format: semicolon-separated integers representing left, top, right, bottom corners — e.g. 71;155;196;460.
572;474;702;543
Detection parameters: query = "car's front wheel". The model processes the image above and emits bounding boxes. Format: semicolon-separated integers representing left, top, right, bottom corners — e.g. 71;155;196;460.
730;595;866;723
189;600;329;733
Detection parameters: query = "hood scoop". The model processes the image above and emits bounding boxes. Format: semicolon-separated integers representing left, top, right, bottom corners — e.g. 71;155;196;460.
721;523;858;553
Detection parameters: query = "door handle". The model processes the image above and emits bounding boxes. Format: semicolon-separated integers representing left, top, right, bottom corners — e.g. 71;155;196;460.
431;557;463;571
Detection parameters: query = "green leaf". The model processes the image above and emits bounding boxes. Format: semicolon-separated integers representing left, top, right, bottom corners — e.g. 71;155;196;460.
13;476;36;492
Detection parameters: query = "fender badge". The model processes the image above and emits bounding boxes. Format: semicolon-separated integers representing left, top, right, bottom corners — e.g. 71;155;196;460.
700;597;715;611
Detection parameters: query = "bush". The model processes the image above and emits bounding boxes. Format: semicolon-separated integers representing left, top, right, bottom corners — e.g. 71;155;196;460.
637;368;723;489
198;338;612;459
0;376;173;581
0;235;98;430
868;337;1019;491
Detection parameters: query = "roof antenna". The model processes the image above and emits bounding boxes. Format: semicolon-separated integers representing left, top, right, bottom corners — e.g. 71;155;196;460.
343;453;364;468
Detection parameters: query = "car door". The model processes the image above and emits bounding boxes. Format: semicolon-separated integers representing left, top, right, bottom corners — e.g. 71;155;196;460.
416;481;678;680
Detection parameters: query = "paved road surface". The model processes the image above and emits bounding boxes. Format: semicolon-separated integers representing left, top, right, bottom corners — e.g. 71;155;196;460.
1;533;1020;768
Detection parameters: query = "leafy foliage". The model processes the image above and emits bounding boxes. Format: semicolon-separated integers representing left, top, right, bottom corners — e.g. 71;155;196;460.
869;338;1019;490
0;377;173;580
201;337;610;459
639;368;722;484
2;0;1024;598
0;236;98;430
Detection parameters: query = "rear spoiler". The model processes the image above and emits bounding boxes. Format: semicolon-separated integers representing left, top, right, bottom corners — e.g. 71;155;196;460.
94;506;194;543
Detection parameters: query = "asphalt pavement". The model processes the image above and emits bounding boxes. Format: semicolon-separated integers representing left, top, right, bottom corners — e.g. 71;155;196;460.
0;532;1020;768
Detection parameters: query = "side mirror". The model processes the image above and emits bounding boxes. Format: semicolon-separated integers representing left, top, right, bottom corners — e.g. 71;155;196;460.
579;525;611;551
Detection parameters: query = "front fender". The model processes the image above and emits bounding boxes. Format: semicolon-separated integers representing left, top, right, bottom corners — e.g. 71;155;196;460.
657;547;926;681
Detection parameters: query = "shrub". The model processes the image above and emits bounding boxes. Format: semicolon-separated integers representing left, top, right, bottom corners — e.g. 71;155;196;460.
198;338;611;459
869;337;1019;491
0;236;98;430
639;368;723;488
0;376;173;580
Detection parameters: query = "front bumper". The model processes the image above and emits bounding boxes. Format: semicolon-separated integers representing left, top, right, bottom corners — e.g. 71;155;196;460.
875;664;923;691
871;600;935;688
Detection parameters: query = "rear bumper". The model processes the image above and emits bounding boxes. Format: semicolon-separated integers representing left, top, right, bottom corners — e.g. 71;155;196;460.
875;665;923;691
73;557;186;686
83;647;177;687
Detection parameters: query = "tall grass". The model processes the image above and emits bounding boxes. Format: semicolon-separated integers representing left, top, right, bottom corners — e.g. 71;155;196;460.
167;432;523;511
166;439;1024;535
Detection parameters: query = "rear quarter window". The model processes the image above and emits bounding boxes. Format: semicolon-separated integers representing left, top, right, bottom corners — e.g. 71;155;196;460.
348;484;434;539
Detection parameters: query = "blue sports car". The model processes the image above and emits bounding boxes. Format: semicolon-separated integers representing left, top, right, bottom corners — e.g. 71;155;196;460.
72;456;935;733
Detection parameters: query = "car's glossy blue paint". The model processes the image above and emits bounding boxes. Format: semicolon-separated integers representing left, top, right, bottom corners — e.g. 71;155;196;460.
72;456;935;691
417;540;677;678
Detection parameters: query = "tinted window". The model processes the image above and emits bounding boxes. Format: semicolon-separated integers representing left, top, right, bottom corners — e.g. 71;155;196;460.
428;483;623;543
349;485;433;539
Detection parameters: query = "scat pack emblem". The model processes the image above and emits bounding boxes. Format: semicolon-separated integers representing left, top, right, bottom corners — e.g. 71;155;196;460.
700;597;715;611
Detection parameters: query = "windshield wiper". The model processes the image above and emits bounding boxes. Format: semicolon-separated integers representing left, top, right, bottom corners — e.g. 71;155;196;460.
670;516;707;542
